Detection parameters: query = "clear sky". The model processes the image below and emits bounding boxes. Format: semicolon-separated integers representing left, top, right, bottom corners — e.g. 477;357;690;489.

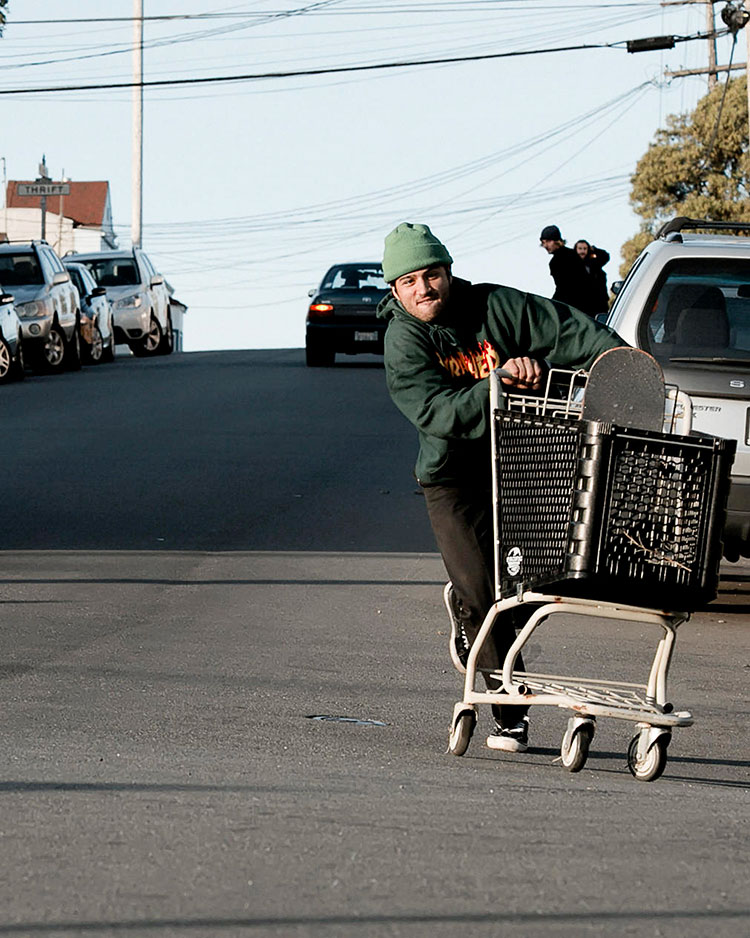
0;1;743;351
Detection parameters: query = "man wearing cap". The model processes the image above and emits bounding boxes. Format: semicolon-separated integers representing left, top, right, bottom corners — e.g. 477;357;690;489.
377;222;624;753
540;223;596;314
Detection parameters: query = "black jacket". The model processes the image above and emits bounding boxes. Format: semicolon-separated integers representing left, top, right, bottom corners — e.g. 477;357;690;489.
549;246;596;314
582;246;611;313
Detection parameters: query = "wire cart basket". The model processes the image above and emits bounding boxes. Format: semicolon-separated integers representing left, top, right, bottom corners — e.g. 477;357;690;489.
447;365;735;781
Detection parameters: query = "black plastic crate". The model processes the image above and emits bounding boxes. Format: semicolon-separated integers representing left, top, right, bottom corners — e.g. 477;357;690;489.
494;411;735;609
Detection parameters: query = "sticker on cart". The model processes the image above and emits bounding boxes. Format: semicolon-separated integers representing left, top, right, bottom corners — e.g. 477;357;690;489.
506;547;522;577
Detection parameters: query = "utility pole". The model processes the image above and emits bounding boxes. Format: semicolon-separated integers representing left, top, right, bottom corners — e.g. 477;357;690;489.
661;0;744;83
132;0;143;249
652;2;750;155
707;0;719;88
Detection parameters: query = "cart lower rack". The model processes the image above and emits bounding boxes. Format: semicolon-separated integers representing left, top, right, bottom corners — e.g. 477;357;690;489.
449;592;692;781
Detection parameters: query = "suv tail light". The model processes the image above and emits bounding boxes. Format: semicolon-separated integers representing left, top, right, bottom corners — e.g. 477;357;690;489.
308;302;334;321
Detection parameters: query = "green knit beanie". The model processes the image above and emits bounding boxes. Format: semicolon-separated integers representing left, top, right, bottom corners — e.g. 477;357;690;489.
382;223;453;283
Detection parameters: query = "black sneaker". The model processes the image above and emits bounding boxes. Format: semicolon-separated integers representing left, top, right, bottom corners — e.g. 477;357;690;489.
486;716;529;753
443;582;470;673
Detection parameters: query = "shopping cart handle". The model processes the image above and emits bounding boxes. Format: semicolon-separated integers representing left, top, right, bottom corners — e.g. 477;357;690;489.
493;368;515;380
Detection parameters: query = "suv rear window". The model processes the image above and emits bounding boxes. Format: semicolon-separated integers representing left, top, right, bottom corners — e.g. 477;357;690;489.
0;252;44;286
641;258;750;362
82;258;139;287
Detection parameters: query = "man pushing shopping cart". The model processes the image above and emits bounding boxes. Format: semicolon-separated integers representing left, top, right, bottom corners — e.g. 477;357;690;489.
377;223;734;779
376;222;626;754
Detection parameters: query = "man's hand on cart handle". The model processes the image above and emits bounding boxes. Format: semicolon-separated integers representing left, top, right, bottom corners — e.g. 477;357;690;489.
496;357;543;391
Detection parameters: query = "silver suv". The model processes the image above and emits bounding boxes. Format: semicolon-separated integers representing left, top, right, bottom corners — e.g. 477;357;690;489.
606;217;750;561
0;241;81;373
70;248;172;357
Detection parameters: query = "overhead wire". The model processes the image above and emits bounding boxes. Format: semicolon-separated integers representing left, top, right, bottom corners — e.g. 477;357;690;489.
0;1;723;327
109;80;652;247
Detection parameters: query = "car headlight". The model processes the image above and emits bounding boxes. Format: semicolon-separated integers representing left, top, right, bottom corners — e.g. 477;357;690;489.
113;294;144;311
16;300;45;318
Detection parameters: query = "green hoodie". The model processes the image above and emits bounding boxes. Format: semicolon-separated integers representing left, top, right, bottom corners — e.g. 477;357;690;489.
377;276;624;485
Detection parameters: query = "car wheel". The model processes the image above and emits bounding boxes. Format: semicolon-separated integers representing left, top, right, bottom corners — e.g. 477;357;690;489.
158;315;174;355
84;324;104;364
65;323;83;371
135;316;163;356
11;334;25;381
305;340;335;367
0;335;14;383
36;324;67;373
102;321;116;362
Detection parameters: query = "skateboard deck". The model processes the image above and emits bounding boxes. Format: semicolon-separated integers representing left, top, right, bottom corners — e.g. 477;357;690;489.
582;347;665;431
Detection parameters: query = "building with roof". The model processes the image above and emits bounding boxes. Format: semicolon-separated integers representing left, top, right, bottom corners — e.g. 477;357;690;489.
2;180;116;254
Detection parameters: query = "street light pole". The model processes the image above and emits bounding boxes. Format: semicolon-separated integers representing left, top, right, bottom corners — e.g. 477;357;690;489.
132;0;143;249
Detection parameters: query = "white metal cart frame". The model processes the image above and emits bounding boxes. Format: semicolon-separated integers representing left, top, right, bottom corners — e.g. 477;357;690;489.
447;368;697;781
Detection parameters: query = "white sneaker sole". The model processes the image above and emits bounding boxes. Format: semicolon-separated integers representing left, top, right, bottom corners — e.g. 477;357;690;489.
443;582;467;674
486;735;528;753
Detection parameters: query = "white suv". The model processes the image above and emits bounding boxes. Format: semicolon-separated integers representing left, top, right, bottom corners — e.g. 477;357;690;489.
606;217;750;561
0;241;81;373
70;248;173;357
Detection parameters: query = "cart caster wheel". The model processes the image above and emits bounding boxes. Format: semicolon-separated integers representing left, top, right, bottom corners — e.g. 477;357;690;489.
560;721;594;773
627;731;670;782
448;709;477;757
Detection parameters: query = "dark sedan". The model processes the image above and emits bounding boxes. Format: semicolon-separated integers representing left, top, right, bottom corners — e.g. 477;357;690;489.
305;263;389;366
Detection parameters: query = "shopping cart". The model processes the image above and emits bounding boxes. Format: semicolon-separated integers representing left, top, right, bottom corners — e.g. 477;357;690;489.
447;352;735;781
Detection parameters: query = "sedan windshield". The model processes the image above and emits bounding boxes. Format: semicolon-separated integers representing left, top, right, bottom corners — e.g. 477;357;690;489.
643;258;750;362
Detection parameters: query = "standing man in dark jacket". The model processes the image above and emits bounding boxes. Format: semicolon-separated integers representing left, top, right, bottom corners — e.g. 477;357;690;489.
378;222;624;753
540;224;596;314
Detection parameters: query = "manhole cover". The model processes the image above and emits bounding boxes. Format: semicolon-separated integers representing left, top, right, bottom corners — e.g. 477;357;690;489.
306;715;387;726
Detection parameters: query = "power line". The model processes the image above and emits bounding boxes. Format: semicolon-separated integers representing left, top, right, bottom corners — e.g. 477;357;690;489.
0;6;662;78
0;21;726;97
1;5;667;24
0;42;641;96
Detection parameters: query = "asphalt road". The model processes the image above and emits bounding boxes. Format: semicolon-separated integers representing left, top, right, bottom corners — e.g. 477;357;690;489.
0;349;748;938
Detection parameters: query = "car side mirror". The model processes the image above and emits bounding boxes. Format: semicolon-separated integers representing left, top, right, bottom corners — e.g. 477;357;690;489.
308;288;315;297
0;293;14;305
150;275;164;287
92;287;107;297
52;271;70;286
610;280;623;296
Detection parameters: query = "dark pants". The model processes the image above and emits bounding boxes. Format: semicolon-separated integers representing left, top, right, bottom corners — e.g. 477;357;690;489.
422;481;529;727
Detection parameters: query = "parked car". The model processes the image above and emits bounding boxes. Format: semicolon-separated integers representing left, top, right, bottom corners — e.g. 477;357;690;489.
70;248;172;357
305;263;389;366
0;241;81;373
63;261;115;364
0;290;25;382
605;216;750;561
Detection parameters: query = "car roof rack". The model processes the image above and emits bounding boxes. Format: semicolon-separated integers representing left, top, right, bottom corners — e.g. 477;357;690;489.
657;216;750;241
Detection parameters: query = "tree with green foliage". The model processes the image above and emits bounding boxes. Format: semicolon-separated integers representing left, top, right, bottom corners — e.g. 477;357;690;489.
621;76;750;276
